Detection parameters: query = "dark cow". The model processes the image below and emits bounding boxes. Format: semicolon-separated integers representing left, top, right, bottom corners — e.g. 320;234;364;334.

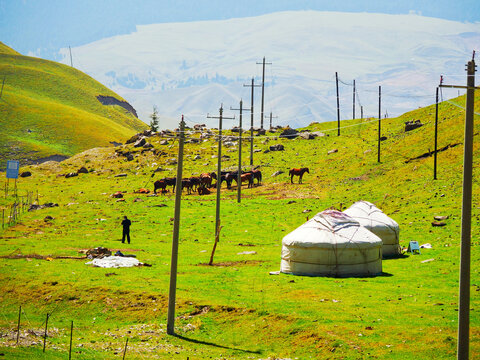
189;176;201;191
153;180;167;194
181;178;193;194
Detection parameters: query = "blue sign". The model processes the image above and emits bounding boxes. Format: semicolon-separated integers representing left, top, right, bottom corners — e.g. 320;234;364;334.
6;160;19;179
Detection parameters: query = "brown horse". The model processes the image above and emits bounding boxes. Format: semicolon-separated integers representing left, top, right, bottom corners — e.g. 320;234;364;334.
200;172;215;188
251;169;262;185
289;167;309;184
240;172;254;188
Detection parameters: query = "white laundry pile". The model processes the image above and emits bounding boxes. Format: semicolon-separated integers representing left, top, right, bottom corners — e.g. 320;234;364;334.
85;256;141;268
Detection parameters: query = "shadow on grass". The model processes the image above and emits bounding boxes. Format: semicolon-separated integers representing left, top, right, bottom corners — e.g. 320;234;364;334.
383;253;410;260
173;333;262;355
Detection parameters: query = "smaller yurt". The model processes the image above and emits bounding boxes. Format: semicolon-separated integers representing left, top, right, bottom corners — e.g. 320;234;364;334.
344;201;401;257
281;210;383;277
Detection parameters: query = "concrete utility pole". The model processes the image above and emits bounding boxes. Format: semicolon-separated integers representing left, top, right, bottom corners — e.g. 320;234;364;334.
440;56;478;360
361;106;364;119
256;57;272;130
231;100;251;203
378;85;381;163
207;105;234;238
265;111;278;130
440;57;477;360
243;78;261;165
68;46;73;67
335;72;340;136
353;79;356;120
434;86;439;180
167;116;186;335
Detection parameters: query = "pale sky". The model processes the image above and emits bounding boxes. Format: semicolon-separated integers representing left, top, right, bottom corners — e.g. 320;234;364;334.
1;0;479;60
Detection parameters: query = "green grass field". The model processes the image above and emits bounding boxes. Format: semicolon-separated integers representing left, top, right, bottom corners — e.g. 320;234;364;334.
0;42;147;167
0;86;479;358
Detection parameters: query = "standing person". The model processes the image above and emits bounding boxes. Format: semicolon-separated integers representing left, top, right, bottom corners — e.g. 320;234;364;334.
121;216;131;244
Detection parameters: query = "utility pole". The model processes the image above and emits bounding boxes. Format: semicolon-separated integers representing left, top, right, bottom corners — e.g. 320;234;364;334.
207;105;234;238
167;115;186;335
0;75;5;100
68;46;73;67
335;72;340;136
265;111;278;130
353;79;356;120
434;86;439;180
440;56;478;360
256;57;272;130
361;106;364;119
231;100;250;203
243;78;261;166
378;85;381;163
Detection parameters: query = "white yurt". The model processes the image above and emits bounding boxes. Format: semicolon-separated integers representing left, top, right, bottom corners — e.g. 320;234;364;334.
343;201;401;257
281;210;383;277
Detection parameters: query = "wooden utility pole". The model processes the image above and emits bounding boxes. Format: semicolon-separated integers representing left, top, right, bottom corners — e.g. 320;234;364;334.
353;79;356;119
361;106;363;119
378;85;381;163
434;86;439;180
243;78;261;165
256;57;272;129
207;105;234;238
167;116;186;335
335;72;340;136
265;111;278;130
231;100;250;203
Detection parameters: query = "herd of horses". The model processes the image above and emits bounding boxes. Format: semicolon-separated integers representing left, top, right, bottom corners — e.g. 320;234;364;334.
153;167;309;195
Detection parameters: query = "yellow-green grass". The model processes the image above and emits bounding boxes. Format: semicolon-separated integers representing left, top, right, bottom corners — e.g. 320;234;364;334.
0;90;479;358
0;42;147;165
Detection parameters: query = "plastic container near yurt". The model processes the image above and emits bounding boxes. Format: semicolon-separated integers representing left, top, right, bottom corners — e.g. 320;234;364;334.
281;210;383;277
344;201;401;257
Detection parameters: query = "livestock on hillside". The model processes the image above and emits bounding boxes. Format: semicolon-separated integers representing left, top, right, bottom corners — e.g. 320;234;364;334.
289;167;309;184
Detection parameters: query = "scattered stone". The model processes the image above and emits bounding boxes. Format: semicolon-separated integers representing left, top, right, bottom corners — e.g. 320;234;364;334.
143;142;153;149
279;127;299;139
302;209;312;213
405;120;424;132
65;172;78;178
160;140;169;145
432;221;446;227
434;215;449;221
114;173;127;177
328;149;338;155
44;215;54;222
167;158;177;165
116;198;125;202
287;200;296;204
270;144;284;151
271;170;284;177
29;203;59;211
380;136;388;141
257;129;266;136
194;155;202;160
125;133;141;144
77;166;88;174
299;132;317;140
133;198;143;202
126;153;134;161
20;171;32;177
264;149;270;153
237;251;257;255
133;137;146;148
253;149;262;153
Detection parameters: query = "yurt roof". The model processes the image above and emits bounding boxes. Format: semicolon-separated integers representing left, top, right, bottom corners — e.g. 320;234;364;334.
282;210;383;249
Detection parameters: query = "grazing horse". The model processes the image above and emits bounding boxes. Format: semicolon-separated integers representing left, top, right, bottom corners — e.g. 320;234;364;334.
289;167;309;184
240;172;254;188
189;176;201;191
225;171;241;189
153;180;167;194
181;178;193;194
200;172;215;188
251;169;262;185
163;177;177;193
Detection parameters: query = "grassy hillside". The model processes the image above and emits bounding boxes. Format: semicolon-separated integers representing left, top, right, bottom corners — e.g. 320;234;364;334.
0;42;147;167
0;89;479;359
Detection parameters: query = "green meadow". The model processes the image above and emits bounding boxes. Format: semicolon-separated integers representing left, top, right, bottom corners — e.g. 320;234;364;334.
0;78;479;357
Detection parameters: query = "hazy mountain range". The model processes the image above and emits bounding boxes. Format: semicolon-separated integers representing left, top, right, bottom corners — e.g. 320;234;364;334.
58;11;480;129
